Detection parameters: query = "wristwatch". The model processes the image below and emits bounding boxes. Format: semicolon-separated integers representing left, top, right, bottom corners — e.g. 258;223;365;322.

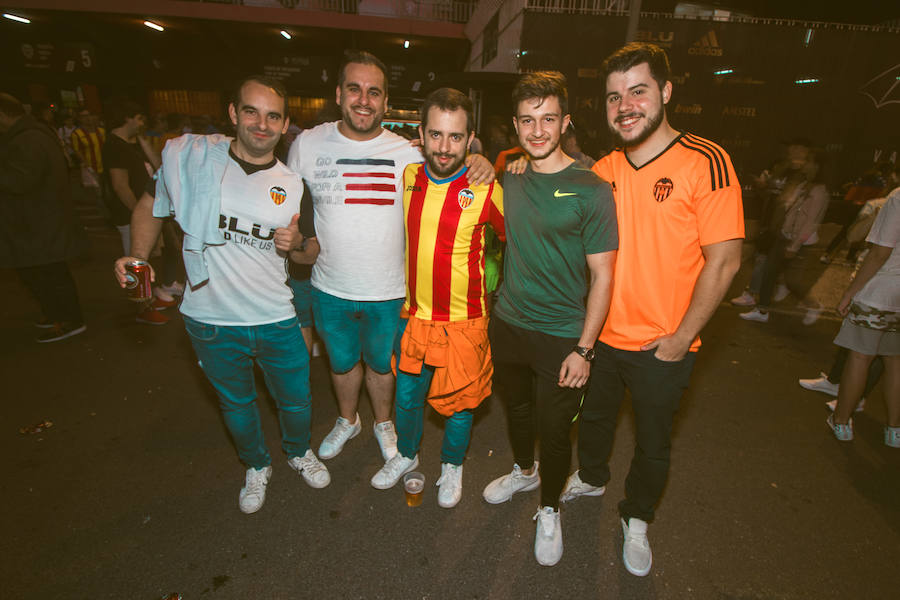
572;345;595;361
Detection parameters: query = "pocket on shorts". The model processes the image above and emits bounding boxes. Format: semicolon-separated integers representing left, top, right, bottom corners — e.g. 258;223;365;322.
183;316;219;342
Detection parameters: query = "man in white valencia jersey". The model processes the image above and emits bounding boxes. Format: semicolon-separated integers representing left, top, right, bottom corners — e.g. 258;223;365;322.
115;76;329;514
288;51;495;463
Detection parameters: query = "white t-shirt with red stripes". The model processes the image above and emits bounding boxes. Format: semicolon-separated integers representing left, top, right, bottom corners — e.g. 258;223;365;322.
287;122;422;301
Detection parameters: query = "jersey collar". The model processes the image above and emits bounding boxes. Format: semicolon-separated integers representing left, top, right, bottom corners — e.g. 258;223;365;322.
424;165;468;185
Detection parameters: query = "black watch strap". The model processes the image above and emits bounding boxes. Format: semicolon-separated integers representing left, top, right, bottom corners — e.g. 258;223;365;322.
572;345;595;361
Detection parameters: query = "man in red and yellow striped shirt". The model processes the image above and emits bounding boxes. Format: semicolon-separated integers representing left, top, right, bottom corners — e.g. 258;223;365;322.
370;88;504;508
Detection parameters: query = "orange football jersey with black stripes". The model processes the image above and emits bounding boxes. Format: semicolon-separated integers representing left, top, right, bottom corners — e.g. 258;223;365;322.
403;163;505;322
592;132;744;351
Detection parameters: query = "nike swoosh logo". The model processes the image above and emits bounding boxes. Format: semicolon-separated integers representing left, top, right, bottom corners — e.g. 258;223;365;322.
554;190;577;198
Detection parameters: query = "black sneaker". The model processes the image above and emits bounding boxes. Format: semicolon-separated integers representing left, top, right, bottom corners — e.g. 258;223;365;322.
36;322;87;343
34;317;55;329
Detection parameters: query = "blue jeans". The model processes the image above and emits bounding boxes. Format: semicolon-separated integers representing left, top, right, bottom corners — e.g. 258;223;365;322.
287;277;314;328
184;315;312;469
395;319;474;465
311;287;403;374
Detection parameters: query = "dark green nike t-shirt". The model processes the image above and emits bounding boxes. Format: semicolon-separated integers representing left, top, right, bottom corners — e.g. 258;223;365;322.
495;161;618;338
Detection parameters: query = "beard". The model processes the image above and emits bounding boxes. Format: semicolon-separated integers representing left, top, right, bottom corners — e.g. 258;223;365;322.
341;103;383;136
425;150;466;178
524;136;561;161
609;105;664;148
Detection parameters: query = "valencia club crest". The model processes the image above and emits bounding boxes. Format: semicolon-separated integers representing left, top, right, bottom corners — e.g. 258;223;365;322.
458;188;475;209
653;178;674;202
270;186;287;205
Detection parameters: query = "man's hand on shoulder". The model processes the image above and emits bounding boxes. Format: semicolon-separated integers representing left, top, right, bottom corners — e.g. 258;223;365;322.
465;154;496;185
506;156;528;175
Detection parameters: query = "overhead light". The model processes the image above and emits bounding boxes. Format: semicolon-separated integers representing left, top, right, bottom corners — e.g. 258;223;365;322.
3;13;31;24
280;30;291;40
143;20;164;32
795;77;819;85
713;68;734;75
403;40;410;49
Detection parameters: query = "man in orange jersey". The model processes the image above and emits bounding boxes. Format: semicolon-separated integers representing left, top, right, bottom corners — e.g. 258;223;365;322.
370;88;504;509
560;43;744;577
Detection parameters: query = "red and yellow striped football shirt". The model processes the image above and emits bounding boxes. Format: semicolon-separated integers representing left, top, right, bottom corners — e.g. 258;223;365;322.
403;163;505;322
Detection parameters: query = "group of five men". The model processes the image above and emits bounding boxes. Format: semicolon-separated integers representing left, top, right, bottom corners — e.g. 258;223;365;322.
114;42;743;576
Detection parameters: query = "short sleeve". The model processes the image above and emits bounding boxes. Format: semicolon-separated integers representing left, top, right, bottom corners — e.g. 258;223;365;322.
299;182;315;238
581;182;619;255
867;189;900;249
693;153;744;246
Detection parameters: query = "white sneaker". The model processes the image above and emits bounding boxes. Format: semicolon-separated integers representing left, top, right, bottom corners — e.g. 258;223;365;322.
160;281;185;296
533;506;563;566
371;454;419;489
436;463;463;508
825;397;865;412
287;449;331;488
773;284;790;303
730;291;756;306
621;518;652;576
238;466;272;514
560;470;606;503
826;414;853;441
802;305;823;326
318;413;361;459
739;308;769;323
373;420;399;461
798;373;839;397
885;426;900;448
482;463;540;504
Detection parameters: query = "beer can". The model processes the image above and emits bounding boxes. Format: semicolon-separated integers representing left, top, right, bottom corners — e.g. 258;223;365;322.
124;260;152;302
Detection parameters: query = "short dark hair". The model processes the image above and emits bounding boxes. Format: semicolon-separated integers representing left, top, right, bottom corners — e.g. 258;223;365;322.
232;75;288;116
420;88;474;134
105;98;144;129
0;93;25;118
338;50;389;94
601;42;671;90
511;71;568;116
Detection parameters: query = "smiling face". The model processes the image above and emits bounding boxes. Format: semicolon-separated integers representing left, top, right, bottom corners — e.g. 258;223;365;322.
228;80;288;161
605;62;671;149
420;106;473;179
336;62;387;141
513;95;570;161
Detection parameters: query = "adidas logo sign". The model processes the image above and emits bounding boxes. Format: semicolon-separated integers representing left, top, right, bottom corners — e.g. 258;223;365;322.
688;31;723;56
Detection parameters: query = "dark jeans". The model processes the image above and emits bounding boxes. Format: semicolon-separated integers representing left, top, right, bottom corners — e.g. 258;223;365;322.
827;346;884;395
577;342;697;523
16;261;83;325
758;236;807;308
489;316;583;509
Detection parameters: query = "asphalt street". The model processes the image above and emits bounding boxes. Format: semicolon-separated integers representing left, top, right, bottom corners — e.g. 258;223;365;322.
2;211;898;599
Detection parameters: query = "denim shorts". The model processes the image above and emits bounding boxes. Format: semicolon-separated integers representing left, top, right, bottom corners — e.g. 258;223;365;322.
287;277;314;328
311;287;403;374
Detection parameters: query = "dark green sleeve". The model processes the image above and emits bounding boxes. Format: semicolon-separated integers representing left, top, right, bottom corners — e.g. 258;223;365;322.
580;181;618;255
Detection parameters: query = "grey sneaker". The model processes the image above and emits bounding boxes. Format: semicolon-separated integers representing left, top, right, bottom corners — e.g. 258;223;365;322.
482;463;540;504
826;414;853;441
371;454;419;489
239;466;272;514
436;463;463;508
622;518;652;576
373;420;399;461
799;373;839;397
560;470;606;503
318;413;361;459
533;506;563;566
885;426;900;448
287;449;331;488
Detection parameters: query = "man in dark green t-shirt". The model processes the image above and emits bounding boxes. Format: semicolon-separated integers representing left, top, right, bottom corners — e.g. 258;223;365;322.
482;71;617;568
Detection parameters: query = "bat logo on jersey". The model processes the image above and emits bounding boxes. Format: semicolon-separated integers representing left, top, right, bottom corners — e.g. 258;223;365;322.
458;188;475;209
269;186;287;205
653;178;674;202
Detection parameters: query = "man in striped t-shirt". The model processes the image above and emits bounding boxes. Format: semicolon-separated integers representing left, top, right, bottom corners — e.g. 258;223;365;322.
369;88;504;508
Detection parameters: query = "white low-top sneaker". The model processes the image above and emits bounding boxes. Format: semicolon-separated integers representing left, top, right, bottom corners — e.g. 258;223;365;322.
373;420;399;461
533;506;563;566
798;373;839;397
239;466;272;514
288;449;331;488
739;308;769;323
482;463;540;504
436;463;463;508
560;470;606;503
622;518;652;576
318;413;361;459
371;454;419;489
